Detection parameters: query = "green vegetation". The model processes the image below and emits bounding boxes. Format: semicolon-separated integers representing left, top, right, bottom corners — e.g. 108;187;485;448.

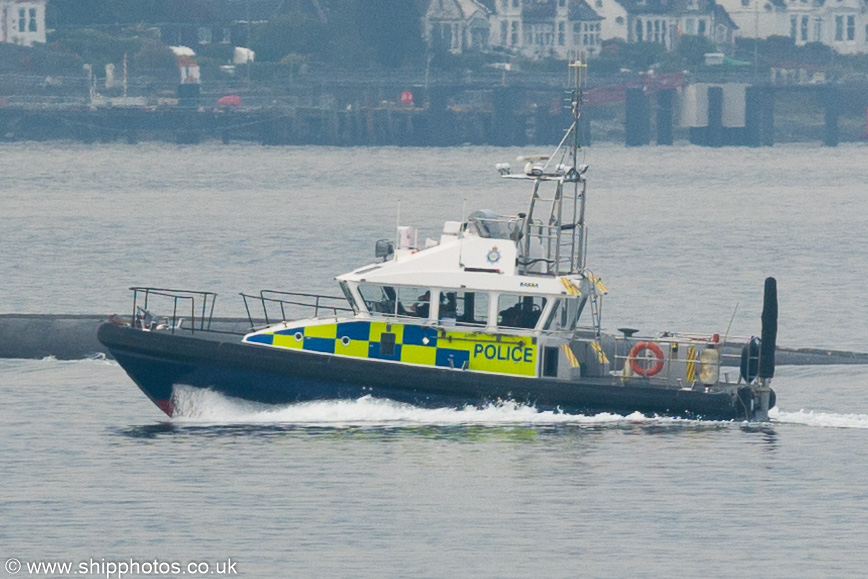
250;11;328;62
50;28;142;67
46;0;425;70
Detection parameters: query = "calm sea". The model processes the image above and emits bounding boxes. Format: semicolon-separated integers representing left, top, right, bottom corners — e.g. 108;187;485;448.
2;141;868;578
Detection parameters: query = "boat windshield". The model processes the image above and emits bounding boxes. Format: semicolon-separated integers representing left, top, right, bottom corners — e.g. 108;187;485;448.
543;296;585;332
357;283;496;328
497;294;546;329
357;283;553;331
438;290;488;327
467;210;519;240
358;283;430;318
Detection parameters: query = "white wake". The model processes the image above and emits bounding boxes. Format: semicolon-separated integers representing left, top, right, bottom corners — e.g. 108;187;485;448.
170;386;691;428
770;407;868;429
170;388;868;430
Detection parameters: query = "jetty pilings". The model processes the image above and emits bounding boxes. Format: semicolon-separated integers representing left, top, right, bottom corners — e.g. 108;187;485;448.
655;89;674;146
824;86;839;147
1;82;867;147
625;88;650;147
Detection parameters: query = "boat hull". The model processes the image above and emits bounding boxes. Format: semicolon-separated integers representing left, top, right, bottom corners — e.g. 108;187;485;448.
98;323;762;421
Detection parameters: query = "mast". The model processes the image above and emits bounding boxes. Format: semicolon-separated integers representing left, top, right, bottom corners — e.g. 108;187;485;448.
569;60;587;273
503;60;589;277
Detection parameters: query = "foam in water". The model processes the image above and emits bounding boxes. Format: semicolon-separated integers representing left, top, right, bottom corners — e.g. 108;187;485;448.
170;385;675;427
770;407;868;429
29;359;868;429
39;353;114;365
169;386;868;429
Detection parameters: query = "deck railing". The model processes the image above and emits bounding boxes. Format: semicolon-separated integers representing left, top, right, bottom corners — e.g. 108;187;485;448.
241;290;353;329
565;330;755;386
129;287;217;335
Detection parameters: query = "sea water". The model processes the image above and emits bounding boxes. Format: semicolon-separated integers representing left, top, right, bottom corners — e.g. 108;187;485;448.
2;142;868;577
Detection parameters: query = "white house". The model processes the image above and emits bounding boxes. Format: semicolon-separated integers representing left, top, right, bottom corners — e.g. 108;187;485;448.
0;0;46;46
714;0;787;43
784;0;867;54
488;0;605;59
425;0;492;54
618;0;738;50
588;0;630;42
425;0;742;58
717;0;868;54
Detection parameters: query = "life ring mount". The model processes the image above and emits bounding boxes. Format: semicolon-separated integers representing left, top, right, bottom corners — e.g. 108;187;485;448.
629;341;665;377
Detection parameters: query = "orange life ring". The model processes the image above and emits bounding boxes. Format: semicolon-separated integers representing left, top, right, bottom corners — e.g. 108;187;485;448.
629;341;665;377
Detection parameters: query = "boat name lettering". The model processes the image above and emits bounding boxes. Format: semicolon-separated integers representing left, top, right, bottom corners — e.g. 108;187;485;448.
472;343;533;363
519;282;539;288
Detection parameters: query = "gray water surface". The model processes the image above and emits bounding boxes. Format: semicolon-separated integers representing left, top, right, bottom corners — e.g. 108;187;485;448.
2;142;868;577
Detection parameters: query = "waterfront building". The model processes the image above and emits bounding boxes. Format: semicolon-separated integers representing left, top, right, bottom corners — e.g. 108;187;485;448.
717;0;868;54
487;0;605;59
0;0;46;46
424;0;493;54
618;0;738;50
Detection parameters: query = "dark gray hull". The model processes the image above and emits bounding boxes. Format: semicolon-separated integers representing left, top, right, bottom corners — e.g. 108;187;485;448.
98;323;767;420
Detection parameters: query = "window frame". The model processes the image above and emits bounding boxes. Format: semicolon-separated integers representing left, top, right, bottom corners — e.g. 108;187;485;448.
439;290;489;328
496;294;548;331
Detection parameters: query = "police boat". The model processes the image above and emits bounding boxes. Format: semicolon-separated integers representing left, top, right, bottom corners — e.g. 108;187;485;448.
98;62;777;421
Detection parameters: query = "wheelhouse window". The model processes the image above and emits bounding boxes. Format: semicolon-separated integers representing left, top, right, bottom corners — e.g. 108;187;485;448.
543;297;584;331
339;281;359;315
359;283;397;316
398;287;431;319
358;283;430;319
497;294;547;329
439;290;488;327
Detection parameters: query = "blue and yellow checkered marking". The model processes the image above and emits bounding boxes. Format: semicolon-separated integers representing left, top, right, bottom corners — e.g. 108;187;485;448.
246;321;536;377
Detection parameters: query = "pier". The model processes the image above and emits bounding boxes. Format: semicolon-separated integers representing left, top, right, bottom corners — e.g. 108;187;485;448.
1;81;866;147
624;83;868;147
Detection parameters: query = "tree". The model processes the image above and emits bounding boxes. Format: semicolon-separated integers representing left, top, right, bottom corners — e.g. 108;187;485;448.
250;11;328;62
354;0;424;68
50;28;141;66
627;41;667;70
47;0;171;27
670;34;717;68
133;39;177;70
